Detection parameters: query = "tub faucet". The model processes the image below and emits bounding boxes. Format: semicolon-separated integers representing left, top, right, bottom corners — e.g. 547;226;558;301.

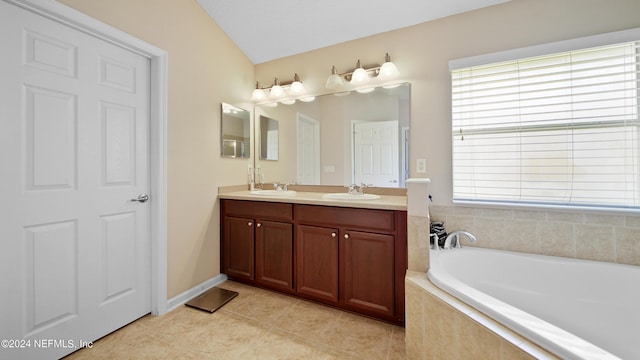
430;233;441;251
443;231;477;249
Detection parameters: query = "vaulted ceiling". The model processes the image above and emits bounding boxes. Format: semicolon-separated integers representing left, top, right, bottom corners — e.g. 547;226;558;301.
196;0;511;64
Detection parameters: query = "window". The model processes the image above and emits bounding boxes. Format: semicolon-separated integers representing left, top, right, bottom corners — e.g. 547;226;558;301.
451;31;640;210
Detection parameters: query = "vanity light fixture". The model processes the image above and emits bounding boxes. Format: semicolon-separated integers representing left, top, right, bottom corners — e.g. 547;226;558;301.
269;77;285;98
325;53;400;90
252;74;312;104
288;73;305;95
356;87;376;94
350;60;370;85
325;65;345;89
378;53;400;80
251;81;267;102
382;83;403;89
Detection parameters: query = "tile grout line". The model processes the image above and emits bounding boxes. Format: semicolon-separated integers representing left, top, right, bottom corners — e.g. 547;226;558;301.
385;326;394;360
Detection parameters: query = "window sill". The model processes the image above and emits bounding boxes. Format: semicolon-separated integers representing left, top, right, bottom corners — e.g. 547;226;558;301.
452;199;640;216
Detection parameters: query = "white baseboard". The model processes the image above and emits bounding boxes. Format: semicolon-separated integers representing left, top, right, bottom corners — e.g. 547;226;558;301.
165;274;228;313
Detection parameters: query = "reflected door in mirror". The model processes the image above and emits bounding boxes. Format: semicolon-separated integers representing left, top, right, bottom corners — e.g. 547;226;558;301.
353;120;399;187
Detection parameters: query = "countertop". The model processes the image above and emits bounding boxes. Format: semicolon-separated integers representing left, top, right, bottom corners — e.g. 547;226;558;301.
218;190;407;211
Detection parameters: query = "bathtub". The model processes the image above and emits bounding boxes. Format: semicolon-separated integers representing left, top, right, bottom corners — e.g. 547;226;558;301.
427;247;640;360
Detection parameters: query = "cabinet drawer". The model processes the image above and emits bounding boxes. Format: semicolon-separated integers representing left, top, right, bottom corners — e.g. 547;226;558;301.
295;204;395;232
223;200;293;221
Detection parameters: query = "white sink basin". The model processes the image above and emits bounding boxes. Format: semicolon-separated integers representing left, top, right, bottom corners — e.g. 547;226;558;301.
323;193;381;201
250;190;297;197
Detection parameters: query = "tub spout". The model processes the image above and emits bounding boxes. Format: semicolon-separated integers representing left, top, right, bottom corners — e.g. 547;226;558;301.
443;231;477;249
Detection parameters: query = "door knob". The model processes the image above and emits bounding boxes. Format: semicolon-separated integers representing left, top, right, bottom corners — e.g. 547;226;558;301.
130;194;149;203
257;223;262;228
331;232;337;238
344;234;350;239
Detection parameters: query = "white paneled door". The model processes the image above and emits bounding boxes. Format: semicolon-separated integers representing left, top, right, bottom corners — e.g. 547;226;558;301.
353;120;399;187
0;2;151;359
297;114;320;185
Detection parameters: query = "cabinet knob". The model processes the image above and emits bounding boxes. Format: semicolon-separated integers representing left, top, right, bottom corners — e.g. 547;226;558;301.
248;222;253;226
344;234;350;239
257;223;262;228
331;232;337;238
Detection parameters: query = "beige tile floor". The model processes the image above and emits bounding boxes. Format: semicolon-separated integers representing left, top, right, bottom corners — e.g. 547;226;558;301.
65;281;406;359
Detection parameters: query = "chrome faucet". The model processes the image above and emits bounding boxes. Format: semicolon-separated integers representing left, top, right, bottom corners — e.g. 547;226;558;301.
443;230;477;249
430;233;441;251
273;182;291;191
348;183;371;195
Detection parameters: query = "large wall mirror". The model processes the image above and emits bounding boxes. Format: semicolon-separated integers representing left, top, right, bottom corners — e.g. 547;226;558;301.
221;103;251;158
254;82;410;187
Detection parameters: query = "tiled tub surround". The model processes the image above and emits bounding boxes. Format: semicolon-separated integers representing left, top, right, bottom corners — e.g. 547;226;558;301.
405;179;432;273
405;201;640;359
429;205;640;266
407;215;431;272
427;247;639;359
405;272;557;360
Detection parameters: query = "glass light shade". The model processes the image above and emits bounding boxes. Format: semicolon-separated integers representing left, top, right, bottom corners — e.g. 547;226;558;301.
299;96;316;102
378;61;399;79
251;88;267;101
356;87;375;94
350;67;370;85
289;81;305;95
325;66;344;89
269;84;285;98
382;83;402;89
263;102;278;108
281;99;296;105
326;74;344;89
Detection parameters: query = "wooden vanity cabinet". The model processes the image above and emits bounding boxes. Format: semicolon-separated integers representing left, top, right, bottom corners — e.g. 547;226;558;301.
223;215;255;281
296;224;340;304
255;220;293;291
221;200;294;293
220;199;407;325
343;229;395;319
295;204;407;324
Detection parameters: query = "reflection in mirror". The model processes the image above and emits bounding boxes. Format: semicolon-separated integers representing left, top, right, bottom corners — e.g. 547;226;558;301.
221;103;250;158
254;82;410;188
259;115;279;161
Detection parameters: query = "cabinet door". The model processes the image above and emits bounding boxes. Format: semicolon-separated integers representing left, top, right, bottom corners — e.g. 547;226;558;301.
256;220;293;292
342;230;395;318
223;216;255;281
296;225;339;304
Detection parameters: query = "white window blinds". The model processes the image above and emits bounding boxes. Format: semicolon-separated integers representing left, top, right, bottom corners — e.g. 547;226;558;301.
451;40;640;209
